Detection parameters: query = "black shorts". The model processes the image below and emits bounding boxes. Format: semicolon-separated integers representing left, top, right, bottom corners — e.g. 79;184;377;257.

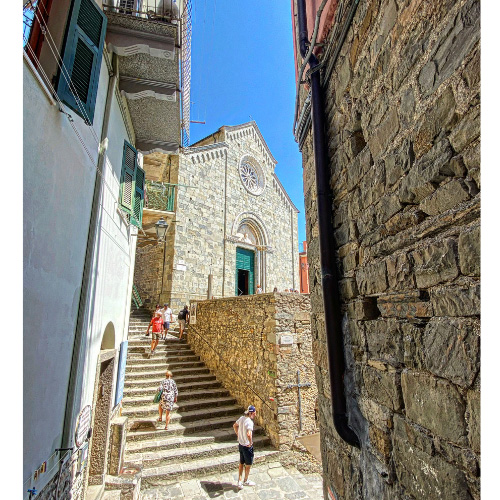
238;444;254;465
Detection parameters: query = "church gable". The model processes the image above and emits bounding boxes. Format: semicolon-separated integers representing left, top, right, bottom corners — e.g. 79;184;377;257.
222;122;276;170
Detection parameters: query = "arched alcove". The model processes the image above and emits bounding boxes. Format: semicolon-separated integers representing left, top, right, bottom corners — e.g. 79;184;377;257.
100;322;115;350
231;212;270;293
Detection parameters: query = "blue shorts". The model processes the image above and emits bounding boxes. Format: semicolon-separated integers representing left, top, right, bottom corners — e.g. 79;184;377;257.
163;322;170;330
238;444;254;465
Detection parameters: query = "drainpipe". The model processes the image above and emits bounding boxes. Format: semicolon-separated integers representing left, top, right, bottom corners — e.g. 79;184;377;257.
296;0;360;448
61;52;119;449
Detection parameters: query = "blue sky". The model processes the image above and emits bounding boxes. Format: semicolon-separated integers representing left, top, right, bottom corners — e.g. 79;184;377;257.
189;0;306;251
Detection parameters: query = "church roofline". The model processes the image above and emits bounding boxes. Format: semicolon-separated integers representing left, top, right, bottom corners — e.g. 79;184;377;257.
183;142;228;154
272;172;299;213
189;121;278;165
222;121;277;164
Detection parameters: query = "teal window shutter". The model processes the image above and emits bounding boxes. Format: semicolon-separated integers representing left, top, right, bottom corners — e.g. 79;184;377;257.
131;163;145;228
119;141;137;215
119;141;145;228
57;0;107;125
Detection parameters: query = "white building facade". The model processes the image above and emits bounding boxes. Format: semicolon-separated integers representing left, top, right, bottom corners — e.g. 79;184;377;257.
23;0;190;497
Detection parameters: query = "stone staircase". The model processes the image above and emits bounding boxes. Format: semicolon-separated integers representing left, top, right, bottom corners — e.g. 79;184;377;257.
108;307;279;495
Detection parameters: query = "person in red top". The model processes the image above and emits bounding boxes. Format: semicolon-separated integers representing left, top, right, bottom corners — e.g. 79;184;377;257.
146;311;163;357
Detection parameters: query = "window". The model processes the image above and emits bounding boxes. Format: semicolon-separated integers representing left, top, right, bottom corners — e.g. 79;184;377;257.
119;141;145;228
239;156;265;196
57;0;107;125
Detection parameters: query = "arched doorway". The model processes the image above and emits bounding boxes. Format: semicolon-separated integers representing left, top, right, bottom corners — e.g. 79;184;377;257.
231;213;270;295
88;323;116;486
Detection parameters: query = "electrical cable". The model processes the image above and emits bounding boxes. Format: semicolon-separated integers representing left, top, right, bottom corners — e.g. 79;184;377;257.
32;1;101;144
24;41;130;226
23;449;72;489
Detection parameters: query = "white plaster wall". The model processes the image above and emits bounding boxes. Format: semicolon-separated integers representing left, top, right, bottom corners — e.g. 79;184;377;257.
23;57;105;488
23;56;137;493
79;90;138;410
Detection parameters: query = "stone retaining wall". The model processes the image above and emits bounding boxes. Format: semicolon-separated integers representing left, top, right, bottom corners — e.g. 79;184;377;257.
187;293;318;449
295;0;480;498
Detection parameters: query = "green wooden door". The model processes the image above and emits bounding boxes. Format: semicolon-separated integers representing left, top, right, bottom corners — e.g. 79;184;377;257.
235;247;255;295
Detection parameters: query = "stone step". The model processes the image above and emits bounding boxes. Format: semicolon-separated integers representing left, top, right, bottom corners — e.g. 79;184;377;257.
125;353;201;365
122;396;236;418
101;490;121;500
125;356;201;368
140;448;279;488
125;415;242;442
126;435;271;469
122;387;231;407
127;337;187;346
124;373;216;389
127;344;192;355
128;404;241;428
124;426;267;455
125;365;210;380
123;379;223;398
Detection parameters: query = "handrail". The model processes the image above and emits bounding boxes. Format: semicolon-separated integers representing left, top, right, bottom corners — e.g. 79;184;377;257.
102;1;181;23
188;324;274;412
131;284;143;309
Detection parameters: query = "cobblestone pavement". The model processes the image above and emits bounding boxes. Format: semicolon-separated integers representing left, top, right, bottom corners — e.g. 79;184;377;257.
140;461;324;499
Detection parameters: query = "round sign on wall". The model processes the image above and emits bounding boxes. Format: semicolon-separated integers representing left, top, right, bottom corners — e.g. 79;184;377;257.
75;405;92;448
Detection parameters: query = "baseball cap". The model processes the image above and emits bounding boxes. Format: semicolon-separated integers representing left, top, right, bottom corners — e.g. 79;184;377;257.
245;405;256;414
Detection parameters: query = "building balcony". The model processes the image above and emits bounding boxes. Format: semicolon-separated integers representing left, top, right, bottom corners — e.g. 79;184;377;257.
103;1;191;152
140;180;177;245
145;180;176;212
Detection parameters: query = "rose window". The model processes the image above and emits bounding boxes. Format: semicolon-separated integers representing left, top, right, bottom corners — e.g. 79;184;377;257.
239;159;265;195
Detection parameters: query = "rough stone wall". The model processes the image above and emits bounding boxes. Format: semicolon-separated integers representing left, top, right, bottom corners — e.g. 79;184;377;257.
133;244;163;307
35;448;86;500
297;0;480;498
187;293;318;449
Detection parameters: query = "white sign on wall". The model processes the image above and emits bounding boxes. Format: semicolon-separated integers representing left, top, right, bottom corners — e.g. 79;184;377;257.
279;334;294;345
75;405;92;448
190;302;197;325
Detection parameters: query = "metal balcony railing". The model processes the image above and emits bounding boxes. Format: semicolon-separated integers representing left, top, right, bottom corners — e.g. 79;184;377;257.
102;1;181;23
144;181;176;212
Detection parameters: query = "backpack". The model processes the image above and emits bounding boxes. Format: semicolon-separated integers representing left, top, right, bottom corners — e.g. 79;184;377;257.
178;309;186;320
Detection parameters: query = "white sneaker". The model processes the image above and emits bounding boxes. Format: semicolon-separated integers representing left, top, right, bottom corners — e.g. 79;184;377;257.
243;480;255;486
237;481;243;490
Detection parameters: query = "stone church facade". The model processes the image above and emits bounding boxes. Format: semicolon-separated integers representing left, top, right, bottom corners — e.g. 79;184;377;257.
135;121;300;311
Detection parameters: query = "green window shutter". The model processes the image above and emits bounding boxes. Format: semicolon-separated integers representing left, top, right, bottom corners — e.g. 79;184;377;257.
57;0;107;125
119;141;137;214
130;164;145;228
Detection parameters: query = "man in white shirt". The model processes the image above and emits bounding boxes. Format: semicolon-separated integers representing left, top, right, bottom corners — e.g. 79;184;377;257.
233;405;257;489
161;303;173;340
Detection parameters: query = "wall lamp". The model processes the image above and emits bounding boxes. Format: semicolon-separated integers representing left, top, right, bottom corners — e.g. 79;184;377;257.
155;218;169;242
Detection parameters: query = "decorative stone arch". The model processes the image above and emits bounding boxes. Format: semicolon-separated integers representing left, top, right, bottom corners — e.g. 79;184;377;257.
231;212;271;292
231;211;271;247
